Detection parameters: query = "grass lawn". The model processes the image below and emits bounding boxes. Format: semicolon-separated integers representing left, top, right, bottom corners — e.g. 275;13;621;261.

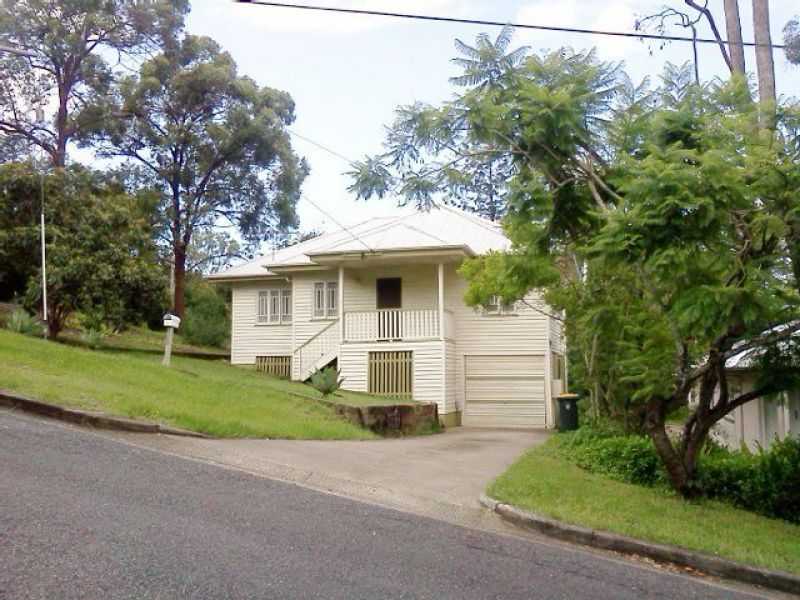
257;374;409;407
61;326;229;356
488;439;800;575
0;330;380;439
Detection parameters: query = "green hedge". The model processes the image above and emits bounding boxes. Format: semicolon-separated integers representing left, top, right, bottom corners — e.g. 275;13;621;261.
550;426;800;524
182;280;229;348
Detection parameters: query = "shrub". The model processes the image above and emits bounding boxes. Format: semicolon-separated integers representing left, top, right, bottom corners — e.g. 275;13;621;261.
309;366;344;398
698;436;800;524
556;429;665;486
80;328;107;349
181;280;229;348
559;424;800;523
3;309;40;336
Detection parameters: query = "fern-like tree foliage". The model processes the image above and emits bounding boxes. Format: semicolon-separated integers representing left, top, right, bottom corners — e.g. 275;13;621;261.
348;26;529;221
785;16;800;65
453;48;800;497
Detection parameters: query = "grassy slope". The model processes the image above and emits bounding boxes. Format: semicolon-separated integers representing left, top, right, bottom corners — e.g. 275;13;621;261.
0;330;378;439
488;442;800;575
61;326;229;355
256;374;408;407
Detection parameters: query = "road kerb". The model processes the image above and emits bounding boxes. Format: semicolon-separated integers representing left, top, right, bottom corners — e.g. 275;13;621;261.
478;494;800;595
0;390;210;438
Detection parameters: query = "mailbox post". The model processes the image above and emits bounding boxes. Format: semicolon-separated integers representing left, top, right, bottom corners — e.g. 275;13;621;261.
162;313;181;366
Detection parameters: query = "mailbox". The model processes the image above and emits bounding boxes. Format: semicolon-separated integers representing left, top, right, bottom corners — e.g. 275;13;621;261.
163;313;181;329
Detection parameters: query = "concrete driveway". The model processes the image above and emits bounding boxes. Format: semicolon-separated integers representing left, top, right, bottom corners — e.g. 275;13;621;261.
102;426;549;529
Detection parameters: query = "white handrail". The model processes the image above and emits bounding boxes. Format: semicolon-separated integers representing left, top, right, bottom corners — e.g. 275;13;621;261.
294;320;340;379
344;309;443;342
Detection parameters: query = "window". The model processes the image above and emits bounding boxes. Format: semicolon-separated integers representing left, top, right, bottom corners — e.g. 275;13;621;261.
327;282;338;317
483;295;516;316
281;289;292;321
258;288;291;324
269;290;280;323
314;281;338;318
551;353;566;381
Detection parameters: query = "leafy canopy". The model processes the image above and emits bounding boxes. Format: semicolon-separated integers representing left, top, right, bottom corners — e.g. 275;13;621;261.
0;0;188;166
93;34;308;314
0;162;165;338
435;46;800;493
348;27;530;221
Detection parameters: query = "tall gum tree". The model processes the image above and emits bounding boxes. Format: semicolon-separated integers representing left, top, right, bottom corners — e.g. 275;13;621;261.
0;0;187;167
95;35;307;316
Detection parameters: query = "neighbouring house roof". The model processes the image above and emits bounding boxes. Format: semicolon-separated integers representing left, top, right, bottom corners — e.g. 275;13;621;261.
725;321;800;370
208;203;510;281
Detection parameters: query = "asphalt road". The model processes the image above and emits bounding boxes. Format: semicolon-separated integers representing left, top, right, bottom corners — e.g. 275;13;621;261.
0;411;765;599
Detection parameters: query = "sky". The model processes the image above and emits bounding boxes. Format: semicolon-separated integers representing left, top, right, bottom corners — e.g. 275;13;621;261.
185;0;799;241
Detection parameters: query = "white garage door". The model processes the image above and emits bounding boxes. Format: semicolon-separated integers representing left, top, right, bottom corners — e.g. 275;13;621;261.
464;355;546;428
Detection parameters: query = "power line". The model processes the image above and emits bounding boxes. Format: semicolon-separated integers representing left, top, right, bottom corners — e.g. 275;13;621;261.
235;1;785;50
300;193;375;253
287;128;354;163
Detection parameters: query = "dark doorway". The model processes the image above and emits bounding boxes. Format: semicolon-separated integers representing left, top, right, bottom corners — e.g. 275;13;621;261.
376;277;402;309
376;277;402;340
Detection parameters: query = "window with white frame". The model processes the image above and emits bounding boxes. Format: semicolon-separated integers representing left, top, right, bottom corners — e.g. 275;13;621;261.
258;289;292;324
482;295;517;316
313;281;338;318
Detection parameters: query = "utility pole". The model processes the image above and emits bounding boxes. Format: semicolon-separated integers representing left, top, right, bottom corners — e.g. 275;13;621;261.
36;108;48;337
752;0;776;105
0;43;47;334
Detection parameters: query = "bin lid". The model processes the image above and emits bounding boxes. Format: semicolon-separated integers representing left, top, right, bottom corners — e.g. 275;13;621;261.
555;393;580;401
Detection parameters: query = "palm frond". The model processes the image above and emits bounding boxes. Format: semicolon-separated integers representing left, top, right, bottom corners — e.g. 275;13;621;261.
494;24;515;52
505;45;531;67
453;37;480;59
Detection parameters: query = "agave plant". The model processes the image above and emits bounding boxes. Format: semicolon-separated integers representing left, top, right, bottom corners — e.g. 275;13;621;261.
81;328;107;350
3;309;40;336
309;366;344;398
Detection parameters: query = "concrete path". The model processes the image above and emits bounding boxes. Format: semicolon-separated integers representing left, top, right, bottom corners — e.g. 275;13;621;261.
96;425;550;531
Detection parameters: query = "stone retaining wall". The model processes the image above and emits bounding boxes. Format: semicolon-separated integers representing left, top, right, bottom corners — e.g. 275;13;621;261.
321;399;439;435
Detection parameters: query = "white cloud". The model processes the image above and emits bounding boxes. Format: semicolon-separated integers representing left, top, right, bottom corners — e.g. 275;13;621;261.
224;0;462;35
515;0;642;60
512;0;706;85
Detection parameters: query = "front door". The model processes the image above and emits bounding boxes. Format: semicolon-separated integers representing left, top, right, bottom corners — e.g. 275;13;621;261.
376;278;402;339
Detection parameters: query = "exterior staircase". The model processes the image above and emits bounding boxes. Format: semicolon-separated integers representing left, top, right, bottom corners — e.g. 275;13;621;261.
293;320;340;381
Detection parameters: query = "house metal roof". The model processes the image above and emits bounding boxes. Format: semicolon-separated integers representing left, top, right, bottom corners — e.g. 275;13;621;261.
725;321;800;370
208;203;510;280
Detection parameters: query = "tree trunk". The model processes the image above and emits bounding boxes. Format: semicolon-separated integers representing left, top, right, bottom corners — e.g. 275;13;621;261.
643;400;704;497
789;223;800;295
173;244;186;317
752;0;776;105
46;304;65;340
54;82;70;168
723;0;746;75
645;405;688;491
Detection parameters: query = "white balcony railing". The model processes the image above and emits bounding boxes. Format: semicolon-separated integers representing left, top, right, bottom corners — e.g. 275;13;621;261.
344;309;447;342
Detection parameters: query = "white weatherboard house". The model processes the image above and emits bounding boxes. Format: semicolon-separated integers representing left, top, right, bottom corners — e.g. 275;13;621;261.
706;330;800;451
210;204;565;428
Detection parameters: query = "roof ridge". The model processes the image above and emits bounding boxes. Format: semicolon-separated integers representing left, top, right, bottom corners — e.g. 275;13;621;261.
267;214;399;263
439;202;505;235
308;212;410;254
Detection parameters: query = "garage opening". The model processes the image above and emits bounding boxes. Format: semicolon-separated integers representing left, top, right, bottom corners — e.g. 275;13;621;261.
464;355;546;428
